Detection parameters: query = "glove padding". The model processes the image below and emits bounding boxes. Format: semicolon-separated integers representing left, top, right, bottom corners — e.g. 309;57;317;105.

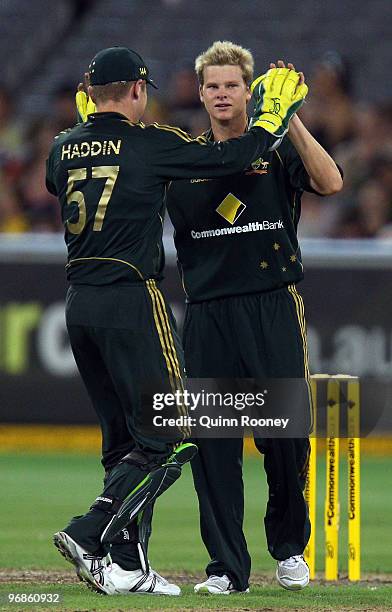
75;90;96;123
250;68;308;138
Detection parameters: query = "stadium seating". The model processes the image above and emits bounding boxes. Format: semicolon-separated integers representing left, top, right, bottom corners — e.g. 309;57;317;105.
10;0;391;118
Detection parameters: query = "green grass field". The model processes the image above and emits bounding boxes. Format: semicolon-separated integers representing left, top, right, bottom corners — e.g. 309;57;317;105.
0;452;391;610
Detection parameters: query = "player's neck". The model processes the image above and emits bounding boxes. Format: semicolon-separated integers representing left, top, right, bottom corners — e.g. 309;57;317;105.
210;114;248;141
95;101;140;123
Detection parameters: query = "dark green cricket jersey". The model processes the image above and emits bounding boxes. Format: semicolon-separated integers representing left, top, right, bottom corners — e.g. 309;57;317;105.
167;128;320;302
45;112;274;285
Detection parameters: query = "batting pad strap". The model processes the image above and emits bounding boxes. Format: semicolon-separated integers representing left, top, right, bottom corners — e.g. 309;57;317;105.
90;495;122;515
120;449;167;472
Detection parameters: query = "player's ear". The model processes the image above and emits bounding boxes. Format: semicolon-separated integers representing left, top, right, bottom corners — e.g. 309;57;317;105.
245;86;252;104
199;84;204;103
134;79;146;99
87;85;96;103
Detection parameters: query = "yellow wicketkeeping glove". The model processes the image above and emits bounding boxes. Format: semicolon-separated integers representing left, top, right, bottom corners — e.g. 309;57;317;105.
250;68;308;138
75;90;96;122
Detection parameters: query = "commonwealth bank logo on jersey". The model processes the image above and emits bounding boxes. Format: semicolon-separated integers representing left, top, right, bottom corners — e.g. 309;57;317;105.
190;191;283;240
216;193;246;225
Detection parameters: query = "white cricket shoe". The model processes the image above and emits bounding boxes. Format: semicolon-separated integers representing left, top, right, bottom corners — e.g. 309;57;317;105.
53;531;115;595
194;574;249;594
276;555;310;590
106;563;181;595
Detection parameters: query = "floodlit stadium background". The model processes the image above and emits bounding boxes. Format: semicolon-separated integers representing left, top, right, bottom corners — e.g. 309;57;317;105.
0;1;390;443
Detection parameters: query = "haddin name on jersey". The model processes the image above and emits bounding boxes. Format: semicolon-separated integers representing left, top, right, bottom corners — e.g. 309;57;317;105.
61;139;122;160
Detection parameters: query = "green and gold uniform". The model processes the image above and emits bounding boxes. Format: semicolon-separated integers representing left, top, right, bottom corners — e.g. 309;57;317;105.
167;129;323;590
45;112;275;566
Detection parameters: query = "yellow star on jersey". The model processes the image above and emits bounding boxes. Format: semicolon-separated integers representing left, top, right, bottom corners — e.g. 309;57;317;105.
260;260;269;269
290;254;297;262
273;243;280;251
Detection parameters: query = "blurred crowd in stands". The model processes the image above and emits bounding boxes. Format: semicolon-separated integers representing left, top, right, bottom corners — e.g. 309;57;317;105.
0;51;391;238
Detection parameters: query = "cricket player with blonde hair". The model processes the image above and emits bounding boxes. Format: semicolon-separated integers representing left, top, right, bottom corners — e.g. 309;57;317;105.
167;41;342;594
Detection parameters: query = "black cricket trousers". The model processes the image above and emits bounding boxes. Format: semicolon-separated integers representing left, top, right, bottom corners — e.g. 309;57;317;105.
64;280;186;569
183;284;311;591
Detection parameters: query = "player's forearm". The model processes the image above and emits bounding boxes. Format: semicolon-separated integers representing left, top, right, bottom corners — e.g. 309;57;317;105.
288;115;343;195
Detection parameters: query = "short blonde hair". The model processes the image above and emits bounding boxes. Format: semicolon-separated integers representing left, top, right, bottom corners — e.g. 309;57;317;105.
195;41;254;86
90;81;138;104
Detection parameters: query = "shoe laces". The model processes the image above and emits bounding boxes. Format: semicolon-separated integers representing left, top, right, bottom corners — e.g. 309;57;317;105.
280;555;303;567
